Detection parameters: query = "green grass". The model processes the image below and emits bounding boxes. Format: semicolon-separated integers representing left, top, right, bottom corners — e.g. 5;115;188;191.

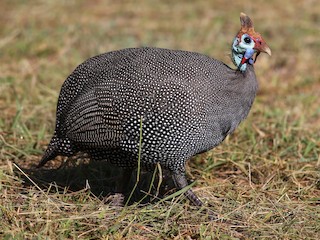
1;0;319;239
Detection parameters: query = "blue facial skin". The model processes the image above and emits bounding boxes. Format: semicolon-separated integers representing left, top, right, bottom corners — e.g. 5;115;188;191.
244;48;255;61
239;48;255;71
232;37;256;72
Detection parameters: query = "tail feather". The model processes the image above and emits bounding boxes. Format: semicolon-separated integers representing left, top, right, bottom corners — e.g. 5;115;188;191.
37;135;74;168
37;144;59;168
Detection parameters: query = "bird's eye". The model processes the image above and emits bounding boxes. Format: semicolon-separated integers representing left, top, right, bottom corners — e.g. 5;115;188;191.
244;36;251;44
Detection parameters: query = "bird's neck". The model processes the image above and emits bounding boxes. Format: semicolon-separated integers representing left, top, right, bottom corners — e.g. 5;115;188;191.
231;37;253;72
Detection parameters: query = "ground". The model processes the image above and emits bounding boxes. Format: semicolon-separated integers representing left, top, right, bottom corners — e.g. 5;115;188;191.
0;0;319;239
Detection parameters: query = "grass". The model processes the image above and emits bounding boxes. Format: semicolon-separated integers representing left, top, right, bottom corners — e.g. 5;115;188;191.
1;0;320;239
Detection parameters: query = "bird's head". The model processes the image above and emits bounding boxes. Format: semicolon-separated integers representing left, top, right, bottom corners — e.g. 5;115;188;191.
232;13;271;71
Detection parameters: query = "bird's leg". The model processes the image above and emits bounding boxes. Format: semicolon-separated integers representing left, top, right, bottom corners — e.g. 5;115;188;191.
108;168;133;206
172;173;216;220
116;168;133;192
172;173;203;206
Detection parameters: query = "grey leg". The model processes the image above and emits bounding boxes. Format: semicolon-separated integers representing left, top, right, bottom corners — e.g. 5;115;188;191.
172;173;216;220
108;168;132;206
115;168;133;193
172;173;203;206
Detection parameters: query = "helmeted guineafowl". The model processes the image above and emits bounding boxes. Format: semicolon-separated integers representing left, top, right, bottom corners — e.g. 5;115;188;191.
39;13;271;210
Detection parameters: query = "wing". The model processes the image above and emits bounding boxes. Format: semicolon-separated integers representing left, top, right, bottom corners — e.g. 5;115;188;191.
64;84;124;148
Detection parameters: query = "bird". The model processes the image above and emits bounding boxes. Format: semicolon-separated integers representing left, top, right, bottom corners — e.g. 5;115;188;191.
38;13;271;212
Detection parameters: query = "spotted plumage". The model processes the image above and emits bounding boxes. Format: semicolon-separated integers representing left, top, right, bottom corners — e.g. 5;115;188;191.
39;13;271;211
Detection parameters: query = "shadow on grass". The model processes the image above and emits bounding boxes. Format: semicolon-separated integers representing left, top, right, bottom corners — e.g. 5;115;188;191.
15;156;176;205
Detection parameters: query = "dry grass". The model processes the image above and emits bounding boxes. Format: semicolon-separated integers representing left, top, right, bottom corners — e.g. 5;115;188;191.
1;0;319;239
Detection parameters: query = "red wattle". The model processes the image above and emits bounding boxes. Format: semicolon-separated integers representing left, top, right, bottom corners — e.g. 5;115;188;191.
241;57;247;65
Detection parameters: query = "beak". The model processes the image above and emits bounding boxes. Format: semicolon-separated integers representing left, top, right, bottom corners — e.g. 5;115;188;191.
263;44;272;56
254;39;272;56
